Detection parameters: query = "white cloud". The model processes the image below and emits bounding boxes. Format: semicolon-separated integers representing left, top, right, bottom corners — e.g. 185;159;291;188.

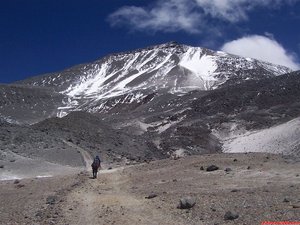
108;0;201;34
221;35;300;70
108;0;298;33
194;0;297;22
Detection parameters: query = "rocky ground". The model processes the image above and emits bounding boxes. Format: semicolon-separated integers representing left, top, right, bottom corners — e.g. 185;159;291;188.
1;153;300;225
1;45;300;225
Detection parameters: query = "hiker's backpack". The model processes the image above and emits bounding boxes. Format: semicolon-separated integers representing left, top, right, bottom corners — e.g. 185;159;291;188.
92;157;100;169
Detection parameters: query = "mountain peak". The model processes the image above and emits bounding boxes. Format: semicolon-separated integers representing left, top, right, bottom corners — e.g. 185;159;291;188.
12;41;292;120
157;41;180;48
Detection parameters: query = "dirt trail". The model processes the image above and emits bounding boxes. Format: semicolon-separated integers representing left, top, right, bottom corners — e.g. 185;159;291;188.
1;153;300;225
60;167;183;225
63;140;93;170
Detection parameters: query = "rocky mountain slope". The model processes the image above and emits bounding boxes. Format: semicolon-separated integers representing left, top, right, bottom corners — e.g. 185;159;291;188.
0;84;64;124
0;42;299;173
13;41;291;119
101;70;300;157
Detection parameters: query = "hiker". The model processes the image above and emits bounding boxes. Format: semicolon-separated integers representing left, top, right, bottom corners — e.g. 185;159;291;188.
91;155;101;179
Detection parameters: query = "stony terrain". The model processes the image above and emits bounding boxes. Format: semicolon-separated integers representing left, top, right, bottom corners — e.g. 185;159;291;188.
0;42;300;224
0;84;64;124
1;72;300;180
0;44;299;164
0;42;292;125
1;153;299;225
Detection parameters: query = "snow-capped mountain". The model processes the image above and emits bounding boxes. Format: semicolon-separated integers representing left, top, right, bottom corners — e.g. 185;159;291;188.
1;42;299;162
15;42;291;118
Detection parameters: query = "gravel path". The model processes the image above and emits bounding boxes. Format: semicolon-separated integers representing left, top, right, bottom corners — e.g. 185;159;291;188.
1;153;300;225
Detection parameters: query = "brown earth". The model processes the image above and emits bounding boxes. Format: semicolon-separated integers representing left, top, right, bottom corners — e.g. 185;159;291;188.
0;153;300;225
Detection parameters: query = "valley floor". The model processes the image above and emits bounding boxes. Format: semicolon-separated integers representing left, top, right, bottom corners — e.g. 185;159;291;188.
0;153;300;225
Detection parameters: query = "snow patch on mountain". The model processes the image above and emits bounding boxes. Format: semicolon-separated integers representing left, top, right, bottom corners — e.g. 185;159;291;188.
60;46;225;103
14;42;292;117
257;61;290;75
223;117;300;156
61;49;175;101
179;48;218;81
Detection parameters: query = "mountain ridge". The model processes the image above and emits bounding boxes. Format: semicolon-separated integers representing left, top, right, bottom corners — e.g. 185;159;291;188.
10;42;291;120
0;42;299;162
1;43;300;225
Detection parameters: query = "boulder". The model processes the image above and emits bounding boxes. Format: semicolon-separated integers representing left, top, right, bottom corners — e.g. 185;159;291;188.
206;165;219;172
13;179;20;184
224;211;239;220
224;168;232;172
283;198;291;203
177;196;196;209
145;193;158;199
46;196;57;205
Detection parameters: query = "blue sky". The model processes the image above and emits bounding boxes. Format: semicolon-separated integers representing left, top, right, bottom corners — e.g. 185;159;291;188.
0;0;300;83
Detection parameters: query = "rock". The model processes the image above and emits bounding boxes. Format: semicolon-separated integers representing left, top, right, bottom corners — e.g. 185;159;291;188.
200;166;204;170
13;179;20;184
177;196;196;209
292;204;300;208
108;167;112;170
231;189;239;193
233;159;238;162
16;184;25;188
46;196;57;205
35;211;43;218
224;211;239;220
247;166;251;170
145;193;158;199
206;165;219;172
0;165;4;168
224;168;232;172
283;198;291;203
